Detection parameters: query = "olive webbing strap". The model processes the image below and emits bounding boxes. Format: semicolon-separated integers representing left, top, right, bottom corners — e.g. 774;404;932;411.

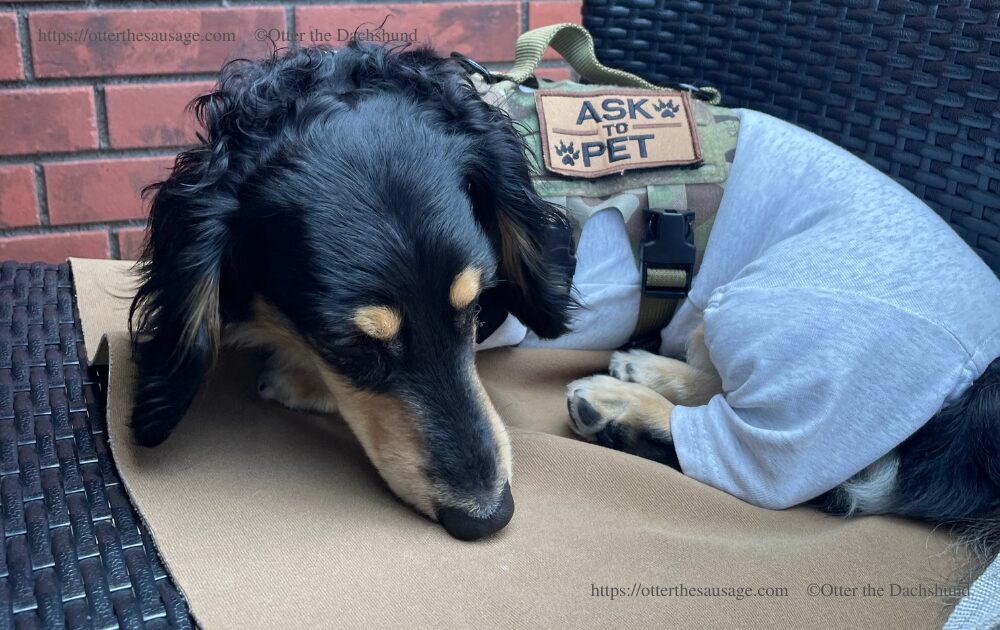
501;23;656;88
631;296;678;349
631;269;689;348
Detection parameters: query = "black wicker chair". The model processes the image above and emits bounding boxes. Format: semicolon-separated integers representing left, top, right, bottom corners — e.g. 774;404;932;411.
583;0;1000;272
0;263;193;629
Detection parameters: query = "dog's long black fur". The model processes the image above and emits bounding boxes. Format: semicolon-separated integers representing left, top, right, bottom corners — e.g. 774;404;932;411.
129;42;576;451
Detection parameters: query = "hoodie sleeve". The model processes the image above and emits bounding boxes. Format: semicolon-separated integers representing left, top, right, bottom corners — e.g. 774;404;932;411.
670;285;972;509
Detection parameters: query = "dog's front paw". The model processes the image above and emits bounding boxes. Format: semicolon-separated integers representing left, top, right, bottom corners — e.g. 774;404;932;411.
566;375;679;466
567;375;674;440
256;364;339;415
609;349;722;407
610;349;658;380
610;349;689;388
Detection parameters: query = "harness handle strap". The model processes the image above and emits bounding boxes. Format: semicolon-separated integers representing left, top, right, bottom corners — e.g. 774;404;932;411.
498;24;723;104
501;23;656;88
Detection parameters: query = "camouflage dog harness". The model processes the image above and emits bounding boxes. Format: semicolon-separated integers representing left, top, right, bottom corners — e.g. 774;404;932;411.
466;24;739;344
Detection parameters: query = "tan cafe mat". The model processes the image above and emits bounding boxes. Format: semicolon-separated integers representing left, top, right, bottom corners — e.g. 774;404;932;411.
69;257;964;629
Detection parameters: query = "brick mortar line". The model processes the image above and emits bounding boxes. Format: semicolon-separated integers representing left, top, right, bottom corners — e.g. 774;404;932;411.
0;58;558;90
0;61;566;90
0;147;184;165
229;0;513;4
107;230;121;258
0;74;220;90
2;0;515;9
94;84;111;149
4;1;231;9
0;219;147;239
32;163;50;226
1;3;90;9
15;10;34;81
284;2;296;48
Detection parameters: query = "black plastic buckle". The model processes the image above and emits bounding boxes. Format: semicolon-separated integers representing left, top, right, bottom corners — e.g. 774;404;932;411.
449;52;496;84
640;209;696;299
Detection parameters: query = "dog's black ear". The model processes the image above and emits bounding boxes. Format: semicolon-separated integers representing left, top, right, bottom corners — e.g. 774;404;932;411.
464;102;577;339
128;157;237;446
127;76;259;446
128;48;336;445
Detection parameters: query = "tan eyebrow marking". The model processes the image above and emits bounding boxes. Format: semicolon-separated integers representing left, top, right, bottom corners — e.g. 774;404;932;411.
449;267;482;310
353;306;403;340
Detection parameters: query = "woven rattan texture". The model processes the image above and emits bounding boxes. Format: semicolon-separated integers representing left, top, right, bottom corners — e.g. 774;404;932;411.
583;0;1000;272
0;263;192;630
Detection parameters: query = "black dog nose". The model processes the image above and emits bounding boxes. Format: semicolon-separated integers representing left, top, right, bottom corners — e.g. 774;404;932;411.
438;482;514;541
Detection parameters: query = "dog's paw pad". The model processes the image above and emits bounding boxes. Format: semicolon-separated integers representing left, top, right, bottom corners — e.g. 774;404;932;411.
255;366;340;415
567;390;609;436
566;375;637;439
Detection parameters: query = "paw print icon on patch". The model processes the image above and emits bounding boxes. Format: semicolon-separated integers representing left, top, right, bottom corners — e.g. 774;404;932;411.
555;139;580;166
653;99;681;118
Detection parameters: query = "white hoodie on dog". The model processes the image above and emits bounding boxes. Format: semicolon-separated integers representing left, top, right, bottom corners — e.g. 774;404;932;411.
478;108;1000;511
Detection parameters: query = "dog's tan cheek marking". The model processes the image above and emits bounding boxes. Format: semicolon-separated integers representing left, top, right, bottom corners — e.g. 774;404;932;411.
353;306;402;340
226;298;436;518
449;267;481;310
331;386;436;518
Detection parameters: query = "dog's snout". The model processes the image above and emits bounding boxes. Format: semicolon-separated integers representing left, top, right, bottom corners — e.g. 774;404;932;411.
438;482;514;541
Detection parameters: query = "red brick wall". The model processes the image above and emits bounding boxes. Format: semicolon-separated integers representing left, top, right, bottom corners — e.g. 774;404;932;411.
0;0;580;263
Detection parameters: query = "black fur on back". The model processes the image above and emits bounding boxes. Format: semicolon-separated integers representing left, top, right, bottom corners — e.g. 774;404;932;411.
893;357;1000;522
817;356;1000;567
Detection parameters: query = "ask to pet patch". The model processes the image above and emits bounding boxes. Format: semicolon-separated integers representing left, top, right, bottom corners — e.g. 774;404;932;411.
535;89;702;178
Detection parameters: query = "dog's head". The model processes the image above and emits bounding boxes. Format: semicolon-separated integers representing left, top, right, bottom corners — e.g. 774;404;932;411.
128;43;576;540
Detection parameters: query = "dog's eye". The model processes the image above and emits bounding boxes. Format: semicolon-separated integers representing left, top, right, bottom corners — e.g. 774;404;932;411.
359;334;402;357
325;338;396;388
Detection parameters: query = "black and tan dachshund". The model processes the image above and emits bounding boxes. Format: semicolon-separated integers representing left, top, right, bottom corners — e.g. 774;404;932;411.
128;42;575;540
